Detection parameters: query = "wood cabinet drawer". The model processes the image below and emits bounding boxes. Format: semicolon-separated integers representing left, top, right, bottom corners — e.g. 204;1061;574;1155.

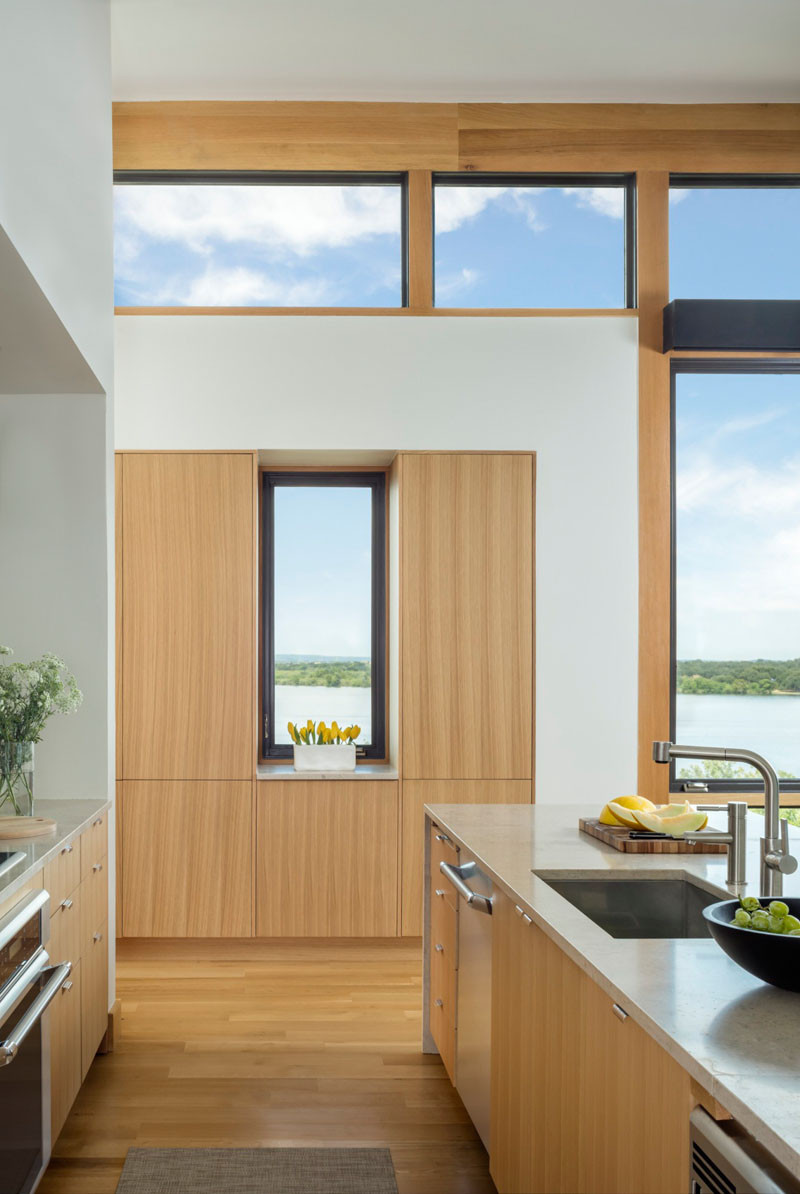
50;959;81;1143
49;887;81;966
81;920;108;1080
81;814;108;881
80;857;108;952
431;825;460;913
429;932;457;1084
431;880;458;970
43;841;80;908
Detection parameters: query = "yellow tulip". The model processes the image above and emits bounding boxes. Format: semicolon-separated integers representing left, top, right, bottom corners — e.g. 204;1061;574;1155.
351;725;361;740
299;727;309;744
331;721;340;738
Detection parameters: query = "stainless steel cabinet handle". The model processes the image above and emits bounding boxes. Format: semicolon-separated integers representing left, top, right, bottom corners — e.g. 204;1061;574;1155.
61;980;73;993
61;845;73;855
439;861;492;915
434;943;444;952
60;899;73;911
612;1003;628;1023
0;961;72;1066
434;889;446;898
93;931;103;943
434;833;453;845
92;862;103;873
433;998;443;1008
92;818;103;827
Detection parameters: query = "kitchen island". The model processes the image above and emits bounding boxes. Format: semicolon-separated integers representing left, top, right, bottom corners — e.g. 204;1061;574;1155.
424;801;800;1188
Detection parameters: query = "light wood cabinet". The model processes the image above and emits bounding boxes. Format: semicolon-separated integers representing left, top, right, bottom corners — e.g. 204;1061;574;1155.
48;813;112;1140
400;453;534;780
255;782;399;937
119;451;256;780
488;889;690;1194
403;780;531;934
490;890;585;1194
428;825;458;1081
121;781;252;937
81;920;108;1080
50;960;81;1144
582;979;690;1194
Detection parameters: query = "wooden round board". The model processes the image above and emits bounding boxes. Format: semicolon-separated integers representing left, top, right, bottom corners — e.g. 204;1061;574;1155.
0;816;57;838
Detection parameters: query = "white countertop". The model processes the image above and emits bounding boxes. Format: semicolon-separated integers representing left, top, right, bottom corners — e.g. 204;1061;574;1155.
257;763;398;781
0;798;111;907
424;800;800;1180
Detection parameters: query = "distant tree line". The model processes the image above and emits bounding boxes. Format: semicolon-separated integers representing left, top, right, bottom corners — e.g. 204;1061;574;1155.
677;659;800;696
275;660;371;688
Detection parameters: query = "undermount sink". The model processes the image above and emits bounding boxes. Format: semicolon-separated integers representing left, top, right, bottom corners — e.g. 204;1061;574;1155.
535;875;720;939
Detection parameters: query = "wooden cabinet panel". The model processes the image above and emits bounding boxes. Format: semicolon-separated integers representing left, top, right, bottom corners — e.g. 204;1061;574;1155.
581;980;690;1194
490;891;585;1194
400;453;534;780
48;888;81;966
80;856;108;953
81;921;108;1080
80;812;108;881
256;782;399;937
403;781;531;934
120;452;255;779
43;841;80;909
121;781;252;937
50;960;81;1144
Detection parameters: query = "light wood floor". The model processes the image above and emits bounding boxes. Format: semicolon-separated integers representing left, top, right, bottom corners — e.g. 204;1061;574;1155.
40;940;495;1194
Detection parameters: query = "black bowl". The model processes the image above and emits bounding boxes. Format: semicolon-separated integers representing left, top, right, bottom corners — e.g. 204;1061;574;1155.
703;898;800;993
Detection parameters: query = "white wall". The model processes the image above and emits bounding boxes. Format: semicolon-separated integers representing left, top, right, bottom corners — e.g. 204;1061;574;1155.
116;314;640;802
0;396;110;801
0;0;113;393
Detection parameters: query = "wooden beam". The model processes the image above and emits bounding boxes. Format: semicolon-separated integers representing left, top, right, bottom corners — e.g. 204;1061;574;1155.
407;171;433;309
636;171;671;803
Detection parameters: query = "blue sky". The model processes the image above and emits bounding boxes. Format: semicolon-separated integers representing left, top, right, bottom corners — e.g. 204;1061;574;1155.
273;485;372;658
676;371;800;661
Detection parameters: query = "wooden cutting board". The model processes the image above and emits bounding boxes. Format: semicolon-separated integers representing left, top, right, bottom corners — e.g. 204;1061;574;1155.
0;816;57;839
579;817;727;854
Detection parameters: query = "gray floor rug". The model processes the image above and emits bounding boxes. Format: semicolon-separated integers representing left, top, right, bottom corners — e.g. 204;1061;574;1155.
115;1148;399;1194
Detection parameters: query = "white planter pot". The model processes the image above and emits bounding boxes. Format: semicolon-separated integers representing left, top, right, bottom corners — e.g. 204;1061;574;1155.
292;744;357;772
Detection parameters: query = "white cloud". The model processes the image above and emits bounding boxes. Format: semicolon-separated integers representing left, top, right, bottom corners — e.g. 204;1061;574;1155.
115;183;402;257
677;455;800;519
435;266;479;299
155;266;330;307
561;187;625;220
669;188;690;206
434;186;507;233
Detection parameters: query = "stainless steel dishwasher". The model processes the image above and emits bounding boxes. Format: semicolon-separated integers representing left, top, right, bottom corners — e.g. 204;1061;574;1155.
691;1107;800;1194
439;850;493;1151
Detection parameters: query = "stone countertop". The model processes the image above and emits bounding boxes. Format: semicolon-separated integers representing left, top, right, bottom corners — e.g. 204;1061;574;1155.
425;800;800;1180
0;798;111;908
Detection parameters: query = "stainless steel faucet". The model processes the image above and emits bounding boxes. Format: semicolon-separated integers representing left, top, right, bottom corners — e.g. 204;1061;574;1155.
652;741;798;896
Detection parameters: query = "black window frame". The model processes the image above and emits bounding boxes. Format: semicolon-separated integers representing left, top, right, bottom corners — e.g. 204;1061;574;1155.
113;169;410;308
260;470;387;761
670;358;800;796
432;172;637;309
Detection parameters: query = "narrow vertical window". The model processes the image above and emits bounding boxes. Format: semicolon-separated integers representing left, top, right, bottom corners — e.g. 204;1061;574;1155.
262;472;386;760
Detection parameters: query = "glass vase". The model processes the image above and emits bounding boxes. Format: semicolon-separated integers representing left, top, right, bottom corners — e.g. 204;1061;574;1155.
0;742;34;816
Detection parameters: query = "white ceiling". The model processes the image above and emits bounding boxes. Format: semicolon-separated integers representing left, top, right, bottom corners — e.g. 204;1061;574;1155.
111;0;800;103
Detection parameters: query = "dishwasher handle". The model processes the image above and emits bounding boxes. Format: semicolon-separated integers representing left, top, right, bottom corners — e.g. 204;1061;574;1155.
439;861;493;915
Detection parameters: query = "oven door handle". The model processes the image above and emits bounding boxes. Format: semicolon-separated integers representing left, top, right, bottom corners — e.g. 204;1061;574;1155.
439;861;493;914
0;960;72;1067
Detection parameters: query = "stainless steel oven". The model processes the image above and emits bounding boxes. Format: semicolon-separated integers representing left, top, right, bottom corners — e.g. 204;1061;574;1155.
0;889;71;1194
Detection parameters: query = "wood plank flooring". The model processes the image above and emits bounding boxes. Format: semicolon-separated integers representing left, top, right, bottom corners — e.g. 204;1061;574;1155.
40;940;494;1194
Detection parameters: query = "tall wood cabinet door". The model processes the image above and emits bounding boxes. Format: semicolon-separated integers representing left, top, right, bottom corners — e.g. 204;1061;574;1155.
122;781;252;937
255;782;398;937
400;453;534;780
120;452;255;779
403;781;530;935
581;979;690;1194
490;891;586;1194
50;960;81;1144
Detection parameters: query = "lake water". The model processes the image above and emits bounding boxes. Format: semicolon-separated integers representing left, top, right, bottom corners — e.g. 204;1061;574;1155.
676;693;800;778
275;685;372;745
